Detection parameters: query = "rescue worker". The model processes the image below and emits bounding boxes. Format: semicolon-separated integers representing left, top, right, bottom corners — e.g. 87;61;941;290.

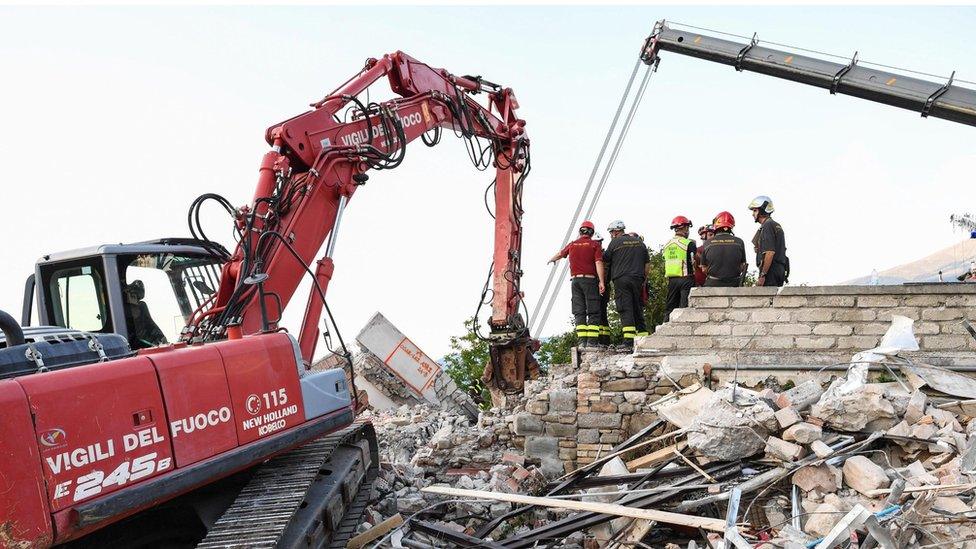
748;195;789;287
663;216;697;320
593;232;611;345
693;225;714;287
604;220;650;349
548;221;606;347
701;211;747;287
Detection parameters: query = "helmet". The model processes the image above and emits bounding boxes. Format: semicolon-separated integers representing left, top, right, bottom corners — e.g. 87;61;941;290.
748;195;774;215
607;220;626;232
698;224;714;237
593;232;604;242
580;220;595;231
670;215;692;230
713;211;735;230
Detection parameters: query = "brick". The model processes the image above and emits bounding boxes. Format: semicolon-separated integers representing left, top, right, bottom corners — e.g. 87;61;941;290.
669;309;711;323
792;464;841;493
904;295;946;307
524;436;559;459
600;432;623;444
809;295;856;307
915;321;940;335
946;295;976;307
772;295;808;308
833;309;877;322
589;400;618;413
795;309;833;322
843;455;890;496
513;413;543;435
733;323;767;336
730;297;773;308
542;412;577;424
673;336;714;349
710;310;751;322
546;422;577;438
501;451;525;466
549;389;577;412
558;440;577;448
836;336;880;349
772;324;813;335
782;422;823;444
603;378;648;392
751;309;792;323
923;335;969;350
921;308;964;321
692;296;730;308
877;307;920;321
693;324;732;336
755;336;795;350
795;337;835;350
525;400;548;415
639;336;675;350
578;413;622;429
765;436;804;462
654;323;694;336
853;323;891;335
558;448;578;461
813;324;853;336
810;440;834;458
857;295;899;307
774;407;802;429
576;443;613;451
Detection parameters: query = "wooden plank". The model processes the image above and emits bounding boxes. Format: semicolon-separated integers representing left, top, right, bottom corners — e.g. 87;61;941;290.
559;428;686;480
420;486;727;532
626;441;686;471
346;513;403;549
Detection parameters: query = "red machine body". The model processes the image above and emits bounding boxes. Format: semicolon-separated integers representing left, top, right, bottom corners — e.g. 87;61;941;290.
0;51;530;547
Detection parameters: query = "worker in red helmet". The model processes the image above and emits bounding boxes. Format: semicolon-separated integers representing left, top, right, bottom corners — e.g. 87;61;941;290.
663;216;697;321
702;211;747;287
549;220;606;348
748;195;789;287
693;225;714;287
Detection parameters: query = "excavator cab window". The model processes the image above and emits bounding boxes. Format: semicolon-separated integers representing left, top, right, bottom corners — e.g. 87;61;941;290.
44;261;112;333
117;253;221;349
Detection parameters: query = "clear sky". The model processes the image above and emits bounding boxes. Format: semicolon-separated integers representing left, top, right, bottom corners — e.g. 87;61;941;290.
1;5;974;358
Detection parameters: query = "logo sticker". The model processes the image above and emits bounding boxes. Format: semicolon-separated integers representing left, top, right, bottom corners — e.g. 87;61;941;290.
40;428;67;448
245;394;262;416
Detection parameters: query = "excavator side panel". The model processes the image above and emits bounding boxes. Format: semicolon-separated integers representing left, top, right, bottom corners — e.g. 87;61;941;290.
17;356;174;513
148;345;239;467
0;380;53;548
214;334;306;445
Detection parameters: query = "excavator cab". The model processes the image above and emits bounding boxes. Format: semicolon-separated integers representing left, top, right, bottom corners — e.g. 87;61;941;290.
23;238;226;350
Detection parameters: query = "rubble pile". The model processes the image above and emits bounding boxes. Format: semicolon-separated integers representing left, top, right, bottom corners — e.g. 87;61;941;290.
350;318;976;548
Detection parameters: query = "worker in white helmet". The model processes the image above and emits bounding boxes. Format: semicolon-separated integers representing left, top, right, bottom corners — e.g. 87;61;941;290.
748;195;789;287
603;220;651;350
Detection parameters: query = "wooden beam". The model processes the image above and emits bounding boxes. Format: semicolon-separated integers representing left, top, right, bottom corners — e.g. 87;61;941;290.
346;513;403;549
626;441;686;471
420;486;727;532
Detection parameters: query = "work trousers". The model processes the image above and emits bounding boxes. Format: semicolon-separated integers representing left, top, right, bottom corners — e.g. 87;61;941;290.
762;264;787;287
598;290;611;344
665;276;695;321
704;276;742;288
571;277;602;342
614;276;647;346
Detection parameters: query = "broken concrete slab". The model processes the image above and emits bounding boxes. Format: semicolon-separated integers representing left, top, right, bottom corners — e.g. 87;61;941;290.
687;390;778;460
811;384;897;432
766;436;805;462
774;406;802;429
782;422;823;445
792;464;841;493
842;456;890;496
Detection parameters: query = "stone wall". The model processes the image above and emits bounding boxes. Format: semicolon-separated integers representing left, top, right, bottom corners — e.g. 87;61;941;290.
637;285;976;373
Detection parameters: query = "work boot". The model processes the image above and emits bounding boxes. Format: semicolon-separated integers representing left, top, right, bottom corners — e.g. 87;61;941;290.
617;339;634;352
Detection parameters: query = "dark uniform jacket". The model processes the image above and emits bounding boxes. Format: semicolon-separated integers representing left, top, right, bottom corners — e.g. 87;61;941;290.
702;231;746;281
752;218;787;271
603;234;649;280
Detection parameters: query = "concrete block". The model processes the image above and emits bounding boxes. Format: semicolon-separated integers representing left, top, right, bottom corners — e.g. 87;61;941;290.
623;391;647;404
778;380;825;411
710;310;751;322
877;307;920;321
653;323;694;336
755;336;795;350
672;336;714;349
765;436;804;462
792;464;841;493
921;308;964;321
946;295;976;307
809;295;856;307
751;309;792;323
795;337;835;350
772;324;813;335
810;440;834;458
783;422;823;444
923;335;969;350
549;389;577;412
905;390;928;424
637;335;675;350
590;400;618;413
578;413;622;429
857;295;900;307
730;296;773;308
813;324;854;336
772;295;808;308
525;400;548;415
732;323;767;336
692;296;730;308
915;321;940;335
546;422;577;438
904;295;946;307
524;436;559;459
853;323;891;335
836;336;880;349
603;378;648;392
514;413;544;435
843;455;890;496
833;309;877;322
669;309;711;323
774;407;802;429
578;429;599;444
794;308;833;322
693;324;732;336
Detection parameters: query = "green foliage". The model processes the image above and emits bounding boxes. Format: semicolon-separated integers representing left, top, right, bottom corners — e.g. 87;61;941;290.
537;329;576;368
442;318;490;407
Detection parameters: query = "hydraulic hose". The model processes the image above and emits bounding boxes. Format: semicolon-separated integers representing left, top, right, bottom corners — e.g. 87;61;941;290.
0;309;25;347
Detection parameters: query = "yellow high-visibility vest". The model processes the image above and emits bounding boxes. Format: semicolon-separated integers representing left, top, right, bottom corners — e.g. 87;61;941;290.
664;236;691;277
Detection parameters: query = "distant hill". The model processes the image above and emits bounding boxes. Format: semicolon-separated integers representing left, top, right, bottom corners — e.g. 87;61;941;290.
843;238;976;285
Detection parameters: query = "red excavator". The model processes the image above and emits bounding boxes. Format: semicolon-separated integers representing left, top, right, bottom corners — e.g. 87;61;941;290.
0;52;533;548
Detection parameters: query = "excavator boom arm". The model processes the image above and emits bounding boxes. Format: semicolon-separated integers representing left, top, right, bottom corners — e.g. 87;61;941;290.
643;21;976;127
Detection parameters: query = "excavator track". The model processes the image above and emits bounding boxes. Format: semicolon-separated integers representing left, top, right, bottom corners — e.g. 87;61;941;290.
197;420;379;549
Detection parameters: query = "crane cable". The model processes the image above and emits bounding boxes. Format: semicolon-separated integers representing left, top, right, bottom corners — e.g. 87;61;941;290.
528;56;643;335
531;59;657;338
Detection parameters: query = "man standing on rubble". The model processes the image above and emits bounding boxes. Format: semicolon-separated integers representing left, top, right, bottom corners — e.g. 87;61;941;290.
604;220;650;349
663;216;697;320
748;195;789;287
593;232;612;346
548;221;606;347
702;212;747;287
